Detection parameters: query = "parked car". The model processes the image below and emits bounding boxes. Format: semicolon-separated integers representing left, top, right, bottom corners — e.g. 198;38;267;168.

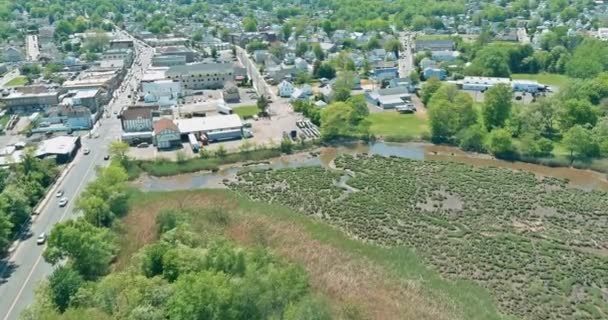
36;233;46;245
137;142;149;148
103;155;110;161
58;197;68;207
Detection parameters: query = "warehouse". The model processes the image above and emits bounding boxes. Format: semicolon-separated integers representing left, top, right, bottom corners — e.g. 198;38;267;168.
175;114;244;142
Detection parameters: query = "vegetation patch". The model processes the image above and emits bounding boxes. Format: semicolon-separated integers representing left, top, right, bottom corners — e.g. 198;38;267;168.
367;112;429;141
233;105;259;119
511;73;571;89
229;155;608;320
5;76;28;87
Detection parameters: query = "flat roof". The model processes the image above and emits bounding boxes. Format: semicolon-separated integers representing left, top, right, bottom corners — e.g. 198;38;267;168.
142;68;168;82
36;136;79;156
175;114;243;134
73;89;100;98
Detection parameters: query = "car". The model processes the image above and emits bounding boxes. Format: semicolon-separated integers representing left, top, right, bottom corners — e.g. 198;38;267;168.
83;148;91;155
104;155;110;161
137;142;149;148
36;233;46;245
55;190;64;198
58;197;68;207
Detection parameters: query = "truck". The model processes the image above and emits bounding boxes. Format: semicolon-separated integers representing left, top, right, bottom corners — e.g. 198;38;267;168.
216;103;233;115
188;133;200;152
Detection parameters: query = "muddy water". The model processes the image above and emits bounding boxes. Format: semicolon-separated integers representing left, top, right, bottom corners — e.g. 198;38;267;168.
132;142;608;192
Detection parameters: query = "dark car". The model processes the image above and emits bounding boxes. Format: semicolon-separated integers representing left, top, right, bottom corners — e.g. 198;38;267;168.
103;155;110;160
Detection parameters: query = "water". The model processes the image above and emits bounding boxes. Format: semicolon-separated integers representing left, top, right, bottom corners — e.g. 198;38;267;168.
132;142;608;192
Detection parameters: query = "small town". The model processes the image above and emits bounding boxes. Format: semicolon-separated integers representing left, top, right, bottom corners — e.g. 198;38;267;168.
0;0;607;319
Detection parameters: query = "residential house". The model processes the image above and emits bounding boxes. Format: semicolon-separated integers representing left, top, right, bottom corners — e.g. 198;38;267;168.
278;80;294;98
372;61;399;82
414;39;454;52
431;50;460;62
154;118;181;149
389;77;415;93
423;67;447;80
290;84;313;101
294;58;309;72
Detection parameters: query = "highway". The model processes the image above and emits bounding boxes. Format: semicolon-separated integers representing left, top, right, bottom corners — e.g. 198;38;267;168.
0;30;154;320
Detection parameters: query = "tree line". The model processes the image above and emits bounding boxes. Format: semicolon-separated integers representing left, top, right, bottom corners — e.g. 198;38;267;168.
0;152;58;254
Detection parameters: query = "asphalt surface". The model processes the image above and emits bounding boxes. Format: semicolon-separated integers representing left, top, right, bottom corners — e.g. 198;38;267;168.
25;35;40;62
0;30;154;320
398;32;414;78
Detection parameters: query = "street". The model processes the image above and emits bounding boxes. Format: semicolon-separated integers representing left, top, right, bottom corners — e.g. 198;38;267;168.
0;31;154;320
398;32;414;78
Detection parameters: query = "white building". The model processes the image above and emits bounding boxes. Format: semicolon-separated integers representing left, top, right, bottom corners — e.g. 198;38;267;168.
462;76;542;93
141;80;181;108
277;80;294;98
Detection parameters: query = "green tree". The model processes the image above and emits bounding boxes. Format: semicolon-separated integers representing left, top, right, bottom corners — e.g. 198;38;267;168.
332;71;355;102
562;125;599;162
312;43;324;60
558;99;599;131
43;219;116;280
486;128;515;158
519;134;554;158
482;84;512;130
257;95;269;113
428;85;477;142
295;42;309;57
280;137;294;153
384;39;403;58
84;30;110;53
0;210;12;253
420;77;442;106
48;266;84;312
243;16;258;32
466;46;511;77
320;102;369;140
314;63;336;79
283;296;332;320
458;124;487;153
77;195;113;227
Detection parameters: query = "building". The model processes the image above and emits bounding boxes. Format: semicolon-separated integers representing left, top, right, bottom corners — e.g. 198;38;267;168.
121;108;153;132
166;63;234;90
511;79;542;93
153;118;181;149
278;80;294;97
290;84;313;101
155;46;197;63
423;67;447;81
40;106;93;130
372;63;399;82
462;76;541;93
431;50;460;62
388;78;415;93
152;54;186;67
146;37;189;47
110;39;134;49
598;28;608;40
102;48;133;65
175;114;244;142
141;79;180;108
414;39;454;52
222;85;240;102
1;86;59;113
365;87;412;110
72;89;103;112
3;47;24;63
35;136;81;163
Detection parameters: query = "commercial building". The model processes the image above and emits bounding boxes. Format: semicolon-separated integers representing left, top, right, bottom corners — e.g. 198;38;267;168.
462;76;543;93
110;39;134;50
175;114;244;142
423;67;447;81
153;118;181;149
154;46;197;63
71;89;103;112
414;39;454;52
39;106;93;131
121;108;153;132
365;87;413;110
1;86;59;113
102;48;133;65
141;79;181;107
35;135;81;163
152;55;186;67
166;63;234;90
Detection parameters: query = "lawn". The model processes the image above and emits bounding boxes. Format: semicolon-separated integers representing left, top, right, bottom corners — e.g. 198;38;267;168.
511;73;571;89
233;105;259;118
367;111;429;141
5;76;28;87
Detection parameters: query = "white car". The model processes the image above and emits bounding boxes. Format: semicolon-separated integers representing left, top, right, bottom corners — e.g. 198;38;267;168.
83;148;91;155
56;190;64;198
58;197;68;207
36;233;46;245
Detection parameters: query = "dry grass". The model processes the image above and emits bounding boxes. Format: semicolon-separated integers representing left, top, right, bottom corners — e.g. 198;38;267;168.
116;190;461;319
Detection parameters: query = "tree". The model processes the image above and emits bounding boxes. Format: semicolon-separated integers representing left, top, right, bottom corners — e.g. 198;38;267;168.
562;125;599;162
384;39;403;58
458;124;487;152
109;141;129;161
295;42;309;57
257;95;269;113
482;84;512;130
84;30;110;53
332;71;355;102
312;43;324;60
411;15;429;31
466;46;511;77
77;195;113;227
420;77;442;106
409;70;420;85
215;145;227;158
48;266;84;312
486;128;515;158
519;134;554;158
558;99;599;131
428;84;477;142
243;16;257;32
43;219;116;280
280;137;294;153
283;296;332;320
0;210;12;253
320;102;369;140
314;63;336;79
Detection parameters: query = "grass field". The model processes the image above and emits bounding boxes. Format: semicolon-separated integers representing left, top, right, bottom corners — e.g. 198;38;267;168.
5;76;27;87
230;156;608;319
120;189;506;319
511;73;571;88
233;105;259;118
367;111;429;141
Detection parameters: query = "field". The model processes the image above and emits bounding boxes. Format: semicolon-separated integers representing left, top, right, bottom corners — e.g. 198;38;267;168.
367;112;429;141
5;76;27;87
119;188;509;320
229;155;608;320
511;73;571;89
233;105;259;118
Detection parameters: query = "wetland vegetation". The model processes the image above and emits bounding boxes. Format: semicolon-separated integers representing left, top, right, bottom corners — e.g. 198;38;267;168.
229;154;608;320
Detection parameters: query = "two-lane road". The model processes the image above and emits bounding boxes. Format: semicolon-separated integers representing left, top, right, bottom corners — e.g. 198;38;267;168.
0;32;154;320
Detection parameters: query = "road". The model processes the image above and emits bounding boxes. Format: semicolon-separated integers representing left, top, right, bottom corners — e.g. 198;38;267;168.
0;30;155;320
398;32;414;78
235;46;277;102
25;35;40;62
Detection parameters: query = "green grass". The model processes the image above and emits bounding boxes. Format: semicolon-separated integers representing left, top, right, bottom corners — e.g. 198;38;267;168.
0;114;10;129
5;76;28;87
511;73;571;89
367;112;429;141
233;105;259;118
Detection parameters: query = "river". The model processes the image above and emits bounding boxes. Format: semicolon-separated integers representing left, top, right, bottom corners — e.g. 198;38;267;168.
132;142;608;192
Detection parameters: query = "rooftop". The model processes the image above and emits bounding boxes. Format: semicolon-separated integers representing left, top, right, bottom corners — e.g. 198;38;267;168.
175;114;243;134
35;136;79;156
166;62;234;76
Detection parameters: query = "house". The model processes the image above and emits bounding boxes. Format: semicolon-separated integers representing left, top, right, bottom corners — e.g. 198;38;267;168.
290;84;313;101
294;58;309;72
72;89;103;112
419;57;437;70
102;48;133;65
165;63;234;90
278;80;294;98
222;85;240;102
372;62;399;82
253;50;268;63
153;118;181;149
414;39;454;52
431;50;460;62
389;78;415;93
314;100;327;108
40;105;93;130
3;47;24;62
122;107;153;132
423;67;447;80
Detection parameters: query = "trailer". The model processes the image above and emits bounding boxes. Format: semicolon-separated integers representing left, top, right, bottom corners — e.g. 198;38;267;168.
188;133;200;152
217;103;233;115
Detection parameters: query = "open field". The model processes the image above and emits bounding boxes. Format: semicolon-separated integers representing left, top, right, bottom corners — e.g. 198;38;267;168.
5;76;27;87
119;189;508;320
512;73;571;89
367;112;429;141
233;105;259;118
230;155;608;320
